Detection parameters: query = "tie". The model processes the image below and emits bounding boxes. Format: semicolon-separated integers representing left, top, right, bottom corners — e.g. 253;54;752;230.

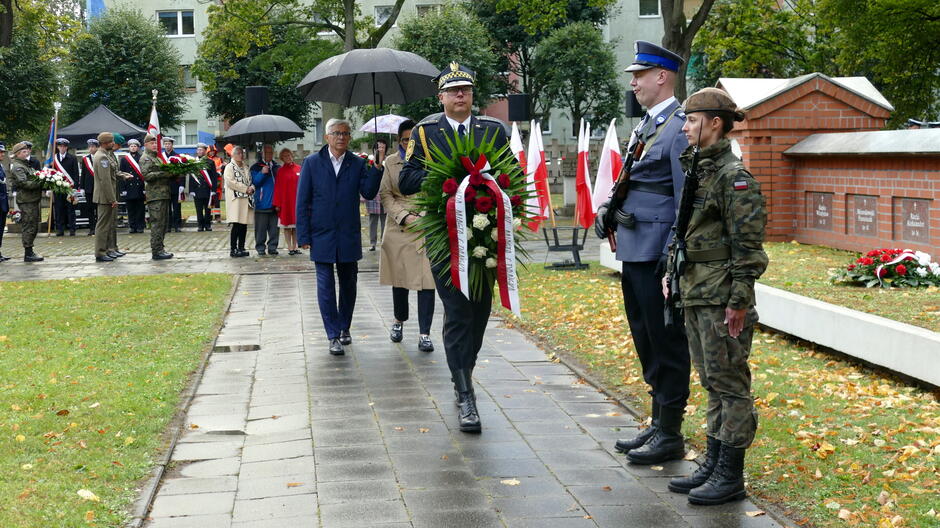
457;124;466;138
639;114;656;141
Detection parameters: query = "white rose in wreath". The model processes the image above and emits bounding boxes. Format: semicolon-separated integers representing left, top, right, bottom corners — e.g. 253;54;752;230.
485;257;497;269
472;245;488;258
472;214;490;230
512;217;522;229
491;228;499;241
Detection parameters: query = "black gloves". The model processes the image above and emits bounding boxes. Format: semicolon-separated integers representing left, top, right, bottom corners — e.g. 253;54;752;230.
595;202;610;239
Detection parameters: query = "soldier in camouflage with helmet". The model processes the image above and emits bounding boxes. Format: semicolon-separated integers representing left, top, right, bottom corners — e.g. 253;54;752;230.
662;87;768;505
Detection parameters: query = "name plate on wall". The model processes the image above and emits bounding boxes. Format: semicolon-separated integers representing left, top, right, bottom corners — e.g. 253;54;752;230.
851;195;878;236
807;192;833;231
896;198;931;243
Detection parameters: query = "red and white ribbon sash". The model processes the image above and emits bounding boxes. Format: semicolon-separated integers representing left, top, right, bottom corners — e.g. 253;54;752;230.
445;154;521;316
122;153;143;180
200;168;212;187
82;156;94;177
53;157;74;186
876;250;917;286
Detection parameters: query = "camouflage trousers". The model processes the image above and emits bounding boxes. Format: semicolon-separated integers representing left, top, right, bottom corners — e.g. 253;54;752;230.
684;305;759;448
148;199;169;254
19;200;40;248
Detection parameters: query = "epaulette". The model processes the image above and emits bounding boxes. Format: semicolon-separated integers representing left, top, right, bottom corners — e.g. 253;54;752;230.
476;115;505;125
416;113;444;127
676;109;686;119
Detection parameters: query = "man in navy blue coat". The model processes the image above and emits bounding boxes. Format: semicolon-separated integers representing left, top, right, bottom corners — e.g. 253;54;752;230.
0;143;10;261
297;118;384;355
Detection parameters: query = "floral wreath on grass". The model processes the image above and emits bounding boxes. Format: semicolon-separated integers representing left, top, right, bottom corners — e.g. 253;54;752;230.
410;129;535;315
830;248;940;288
160;154;204;177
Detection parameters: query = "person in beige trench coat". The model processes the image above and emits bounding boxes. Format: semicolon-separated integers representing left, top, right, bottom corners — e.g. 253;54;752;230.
378;120;436;352
224;145;255;257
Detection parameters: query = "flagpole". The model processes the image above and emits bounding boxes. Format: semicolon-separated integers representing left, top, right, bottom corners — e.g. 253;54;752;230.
47;101;61;235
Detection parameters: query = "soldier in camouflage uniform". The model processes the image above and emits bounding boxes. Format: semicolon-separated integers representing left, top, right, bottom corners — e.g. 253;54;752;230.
8;142;45;262
663;88;768;505
140;134;174;260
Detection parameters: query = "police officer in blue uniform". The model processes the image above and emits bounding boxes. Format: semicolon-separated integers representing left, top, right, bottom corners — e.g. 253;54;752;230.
399;62;509;433
596;41;691;464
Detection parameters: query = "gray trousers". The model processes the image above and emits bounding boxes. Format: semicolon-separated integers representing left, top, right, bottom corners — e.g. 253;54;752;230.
254;209;279;252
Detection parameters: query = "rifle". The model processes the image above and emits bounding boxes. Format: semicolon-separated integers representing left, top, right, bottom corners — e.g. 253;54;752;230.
663;146;701;329
602;139;645;251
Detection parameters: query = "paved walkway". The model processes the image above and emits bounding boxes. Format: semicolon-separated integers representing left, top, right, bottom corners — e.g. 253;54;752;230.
141;273;782;528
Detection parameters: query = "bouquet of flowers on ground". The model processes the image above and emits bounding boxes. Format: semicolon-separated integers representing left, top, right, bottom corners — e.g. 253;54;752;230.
160;153;204;177
830;248;940;288
410;129;535;315
34;167;74;195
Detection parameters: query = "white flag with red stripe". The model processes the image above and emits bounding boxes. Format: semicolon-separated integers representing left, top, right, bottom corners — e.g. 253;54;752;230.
148;102;168;163
592;119;623;211
525;120;551;232
509;122;526;174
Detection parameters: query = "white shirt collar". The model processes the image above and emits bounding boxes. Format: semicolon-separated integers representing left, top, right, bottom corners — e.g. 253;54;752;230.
647;96;677;119
445;115;472;133
329;149;345;176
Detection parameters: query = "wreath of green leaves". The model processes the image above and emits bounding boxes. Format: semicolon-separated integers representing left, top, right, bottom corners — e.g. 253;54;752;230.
410;128;535;300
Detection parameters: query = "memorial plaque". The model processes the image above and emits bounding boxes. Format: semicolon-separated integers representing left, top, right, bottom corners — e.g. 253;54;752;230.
808;192;833;230
898;198;930;243
852;195;877;236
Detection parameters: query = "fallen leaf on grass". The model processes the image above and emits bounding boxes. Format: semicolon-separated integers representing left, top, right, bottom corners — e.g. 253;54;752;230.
500;479;520;486
77;489;100;502
15;434;25;442
683;449;699;461
88;402;100;409
825;501;840;509
745;510;765;517
189;424;200;429
814;468;823;479
56;409;69;416
85;511;95;521
837;509;853;520
877;490;891;505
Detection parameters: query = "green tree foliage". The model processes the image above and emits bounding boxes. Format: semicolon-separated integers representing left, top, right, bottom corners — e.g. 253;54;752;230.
532;22;621;133
661;0;717;100
63;8;186;130
194;6;341;129
470;0;615;121
393;4;499;122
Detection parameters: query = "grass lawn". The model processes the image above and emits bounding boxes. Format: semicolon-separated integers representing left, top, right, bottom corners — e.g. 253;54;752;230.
0;274;233;527
762;242;940;332
506;262;939;528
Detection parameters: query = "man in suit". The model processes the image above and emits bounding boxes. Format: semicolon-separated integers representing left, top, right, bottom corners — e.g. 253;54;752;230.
398;62;509;433
163;137;184;232
297;118;384;356
52;138;79;236
595;41;691;464
0;143;10;261
190;142;216;231
81;139;99;235
119;138;146;233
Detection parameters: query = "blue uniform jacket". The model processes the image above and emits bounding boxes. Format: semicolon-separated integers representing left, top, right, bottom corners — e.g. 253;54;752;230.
250;160;279;210
0;164;8;214
296;145;383;263
616;99;688;262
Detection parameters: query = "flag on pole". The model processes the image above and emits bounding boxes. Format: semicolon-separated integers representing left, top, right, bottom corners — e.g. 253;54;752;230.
525;120;551;231
592;118;622;211
575;118;595;229
509;122;526;174
43;114;58;169
148;97;169;163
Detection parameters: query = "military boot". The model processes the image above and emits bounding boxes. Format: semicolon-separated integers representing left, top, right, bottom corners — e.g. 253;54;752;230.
453;369;481;433
668;436;720;494
687;443;747;505
24;248;44;262
615;399;659;453
626;405;684;464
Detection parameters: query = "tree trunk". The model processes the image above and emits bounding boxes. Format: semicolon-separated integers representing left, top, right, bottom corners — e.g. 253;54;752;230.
660;0;717;101
1;0;13;48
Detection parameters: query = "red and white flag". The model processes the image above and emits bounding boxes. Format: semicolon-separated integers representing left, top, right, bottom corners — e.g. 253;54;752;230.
148;101;169;163
525;120;551;232
575;118;594;229
509;122;526;174
592;118;623;211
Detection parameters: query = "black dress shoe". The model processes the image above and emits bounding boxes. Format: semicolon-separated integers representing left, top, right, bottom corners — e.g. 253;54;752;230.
257;249;266;256
197;226;204;232
268;249;279;255
69;230;76;236
230;250;238;258
113;250;126;257
206;226;212;231
87;230;95;236
418;335;434;352
56;231;64;237
339;330;352;346
107;251;120;259
237;250;250;257
615;400;660;453
329;338;345;355
152;252;174;260
96;255;114;262
389;322;403;343
0;254;10;262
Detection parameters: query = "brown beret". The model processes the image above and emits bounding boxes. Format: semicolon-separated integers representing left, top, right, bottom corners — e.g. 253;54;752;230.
11;142;31;154
144;134;157;143
97;132;114;143
683;87;745;121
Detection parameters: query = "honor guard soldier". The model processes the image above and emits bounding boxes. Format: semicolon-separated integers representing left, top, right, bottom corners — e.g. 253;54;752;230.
92;132;130;262
52;138;79;236
81;138;100;235
663;88;767;505
398;62;509;433
595;41;691;464
141;134;174;259
119;138;146;233
191;142;217;231
0;143;10;261
163;137;184;232
8;142;44;261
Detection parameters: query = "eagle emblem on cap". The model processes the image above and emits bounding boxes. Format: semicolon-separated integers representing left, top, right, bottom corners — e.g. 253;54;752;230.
450;62;459;72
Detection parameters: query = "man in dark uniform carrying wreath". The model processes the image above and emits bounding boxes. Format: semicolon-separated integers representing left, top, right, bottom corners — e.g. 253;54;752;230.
399;62;509;433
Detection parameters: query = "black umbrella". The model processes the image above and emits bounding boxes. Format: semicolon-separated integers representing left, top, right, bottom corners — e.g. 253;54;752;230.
57;105;147;144
297;48;439;107
220;114;305;145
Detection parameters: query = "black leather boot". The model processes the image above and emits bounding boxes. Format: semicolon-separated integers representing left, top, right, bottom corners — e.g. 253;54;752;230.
626;405;684;464
24;248;44;262
688;443;747;505
668;436;720;494
453;369;481;433
615;399;659;453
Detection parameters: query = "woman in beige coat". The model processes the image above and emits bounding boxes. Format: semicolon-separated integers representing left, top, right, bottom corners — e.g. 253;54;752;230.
224;145;254;257
378;120;436;352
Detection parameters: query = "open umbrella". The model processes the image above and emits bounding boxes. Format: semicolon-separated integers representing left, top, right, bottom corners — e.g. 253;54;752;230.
359;114;410;135
220;114;304;145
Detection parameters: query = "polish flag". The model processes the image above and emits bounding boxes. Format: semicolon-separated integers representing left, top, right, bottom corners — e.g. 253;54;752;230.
575;118;594;229
509;121;526;173
525;120;551;232
591;119;623;211
148;101;168;163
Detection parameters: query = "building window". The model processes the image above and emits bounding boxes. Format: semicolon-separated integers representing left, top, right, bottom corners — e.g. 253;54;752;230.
313;118;322;143
375;5;396;27
180;65;197;90
159;10;194;36
639;0;660;17
416;4;441;17
183;121;198;145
